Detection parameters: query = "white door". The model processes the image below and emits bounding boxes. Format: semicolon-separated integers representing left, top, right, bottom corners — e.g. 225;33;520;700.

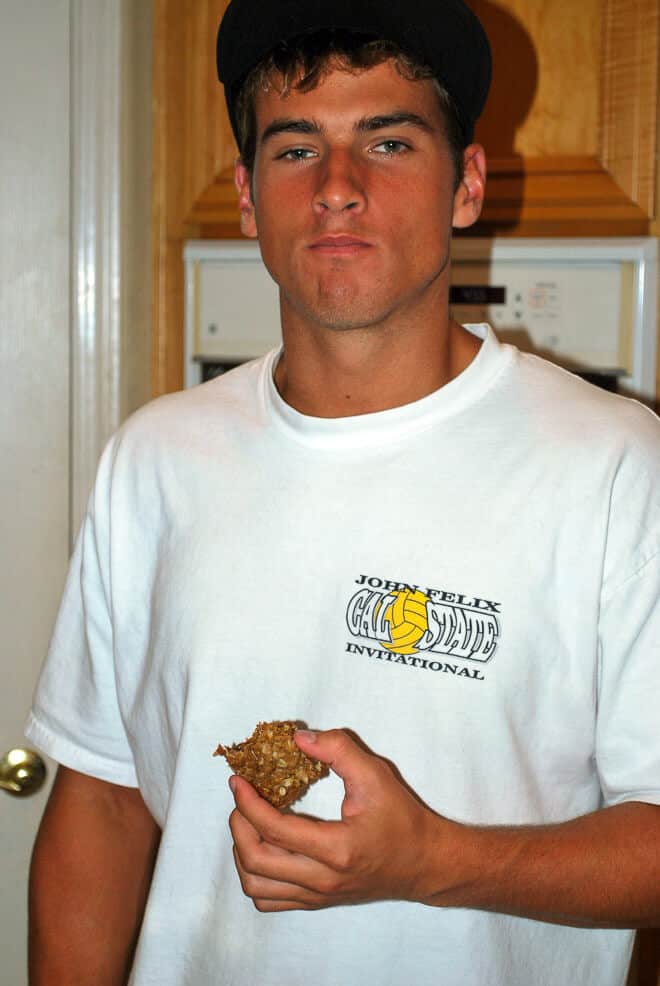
0;4;71;984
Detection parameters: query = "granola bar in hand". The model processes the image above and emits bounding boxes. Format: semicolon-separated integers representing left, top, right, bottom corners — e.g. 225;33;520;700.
214;720;328;808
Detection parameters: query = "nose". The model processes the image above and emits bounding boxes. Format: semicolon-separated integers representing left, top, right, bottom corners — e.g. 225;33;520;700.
313;149;366;215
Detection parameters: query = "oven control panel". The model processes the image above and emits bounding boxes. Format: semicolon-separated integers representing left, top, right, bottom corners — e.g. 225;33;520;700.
449;259;632;375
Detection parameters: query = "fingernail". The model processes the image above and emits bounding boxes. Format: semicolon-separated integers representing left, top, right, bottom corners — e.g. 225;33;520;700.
228;775;237;792
295;729;317;743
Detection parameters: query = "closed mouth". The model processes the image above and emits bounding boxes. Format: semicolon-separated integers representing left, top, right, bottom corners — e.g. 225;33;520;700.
309;235;371;250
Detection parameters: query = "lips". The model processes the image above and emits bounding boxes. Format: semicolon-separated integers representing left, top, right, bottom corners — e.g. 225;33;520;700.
309;234;372;252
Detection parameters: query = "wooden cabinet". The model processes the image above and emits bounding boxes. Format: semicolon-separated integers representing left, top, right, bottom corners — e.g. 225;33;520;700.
470;0;658;235
152;0;659;393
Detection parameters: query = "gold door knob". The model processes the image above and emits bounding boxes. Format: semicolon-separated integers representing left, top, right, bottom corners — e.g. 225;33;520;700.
0;748;47;797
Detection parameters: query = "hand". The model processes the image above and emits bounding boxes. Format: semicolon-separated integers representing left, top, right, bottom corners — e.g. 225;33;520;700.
228;728;458;912
229;734;660;926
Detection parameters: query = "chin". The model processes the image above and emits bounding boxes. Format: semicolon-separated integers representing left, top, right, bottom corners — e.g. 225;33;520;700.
284;287;396;333
302;304;393;332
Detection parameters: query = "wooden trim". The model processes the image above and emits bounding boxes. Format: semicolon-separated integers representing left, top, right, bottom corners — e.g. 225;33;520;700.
187;170;237;225
188;154;651;232
152;0;194;396
151;0;170;395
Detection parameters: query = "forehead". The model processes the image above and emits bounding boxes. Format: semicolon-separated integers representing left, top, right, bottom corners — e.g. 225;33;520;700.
252;59;445;135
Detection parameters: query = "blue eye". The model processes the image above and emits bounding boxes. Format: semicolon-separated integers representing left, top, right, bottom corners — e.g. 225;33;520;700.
372;140;409;155
278;147;316;161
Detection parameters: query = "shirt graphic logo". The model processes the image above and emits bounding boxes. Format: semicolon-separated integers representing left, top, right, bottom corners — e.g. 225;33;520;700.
346;575;501;664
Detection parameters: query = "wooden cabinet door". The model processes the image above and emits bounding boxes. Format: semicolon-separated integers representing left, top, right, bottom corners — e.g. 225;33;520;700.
469;0;658;235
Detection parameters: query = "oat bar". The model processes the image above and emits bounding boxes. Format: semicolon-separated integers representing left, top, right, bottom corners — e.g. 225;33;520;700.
214;720;328;808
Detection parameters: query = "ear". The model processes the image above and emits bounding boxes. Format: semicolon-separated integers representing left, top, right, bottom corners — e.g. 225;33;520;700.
234;160;258;239
452;144;487;229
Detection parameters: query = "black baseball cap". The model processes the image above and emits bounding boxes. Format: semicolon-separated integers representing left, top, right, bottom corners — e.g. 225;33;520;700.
216;0;491;146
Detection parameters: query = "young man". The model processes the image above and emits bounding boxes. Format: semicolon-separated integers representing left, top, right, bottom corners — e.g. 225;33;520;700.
27;1;660;984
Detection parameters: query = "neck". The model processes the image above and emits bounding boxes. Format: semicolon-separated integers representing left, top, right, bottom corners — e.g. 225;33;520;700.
273;311;482;418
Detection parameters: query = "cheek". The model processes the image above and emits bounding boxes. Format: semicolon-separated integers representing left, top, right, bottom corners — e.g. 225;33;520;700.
254;172;310;222
374;167;454;217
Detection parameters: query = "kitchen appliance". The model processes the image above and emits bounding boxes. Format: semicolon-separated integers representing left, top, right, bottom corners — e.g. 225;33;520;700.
183;238;658;401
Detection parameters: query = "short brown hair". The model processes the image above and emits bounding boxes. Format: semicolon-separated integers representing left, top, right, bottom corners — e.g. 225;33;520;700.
235;29;466;190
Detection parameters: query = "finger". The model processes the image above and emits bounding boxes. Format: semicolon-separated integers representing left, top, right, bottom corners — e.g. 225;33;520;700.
232;845;330;910
252;897;323;913
295;728;387;810
230;807;341;893
228;801;262;851
230;773;342;861
294;728;377;777
252;899;322;912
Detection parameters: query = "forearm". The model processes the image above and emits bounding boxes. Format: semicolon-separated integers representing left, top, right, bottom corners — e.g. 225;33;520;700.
29;766;161;986
426;801;660;928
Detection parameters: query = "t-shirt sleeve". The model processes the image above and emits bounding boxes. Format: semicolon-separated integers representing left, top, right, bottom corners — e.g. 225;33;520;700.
595;410;660;808
24;436;138;787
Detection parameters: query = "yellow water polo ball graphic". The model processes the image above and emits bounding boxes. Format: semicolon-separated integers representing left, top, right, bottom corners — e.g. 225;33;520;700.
379;589;430;655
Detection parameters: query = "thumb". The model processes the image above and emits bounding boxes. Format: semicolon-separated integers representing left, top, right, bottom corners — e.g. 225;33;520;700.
295;728;380;806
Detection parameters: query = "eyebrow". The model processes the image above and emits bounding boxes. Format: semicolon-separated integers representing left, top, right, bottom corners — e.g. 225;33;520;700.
259;111;435;145
356;112;435;134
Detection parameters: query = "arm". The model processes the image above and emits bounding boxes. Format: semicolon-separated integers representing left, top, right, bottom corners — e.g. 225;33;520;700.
229;729;660;927
29;765;161;986
441;799;660;928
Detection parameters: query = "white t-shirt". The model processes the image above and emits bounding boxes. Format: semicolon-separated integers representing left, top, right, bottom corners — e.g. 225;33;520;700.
26;325;660;986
